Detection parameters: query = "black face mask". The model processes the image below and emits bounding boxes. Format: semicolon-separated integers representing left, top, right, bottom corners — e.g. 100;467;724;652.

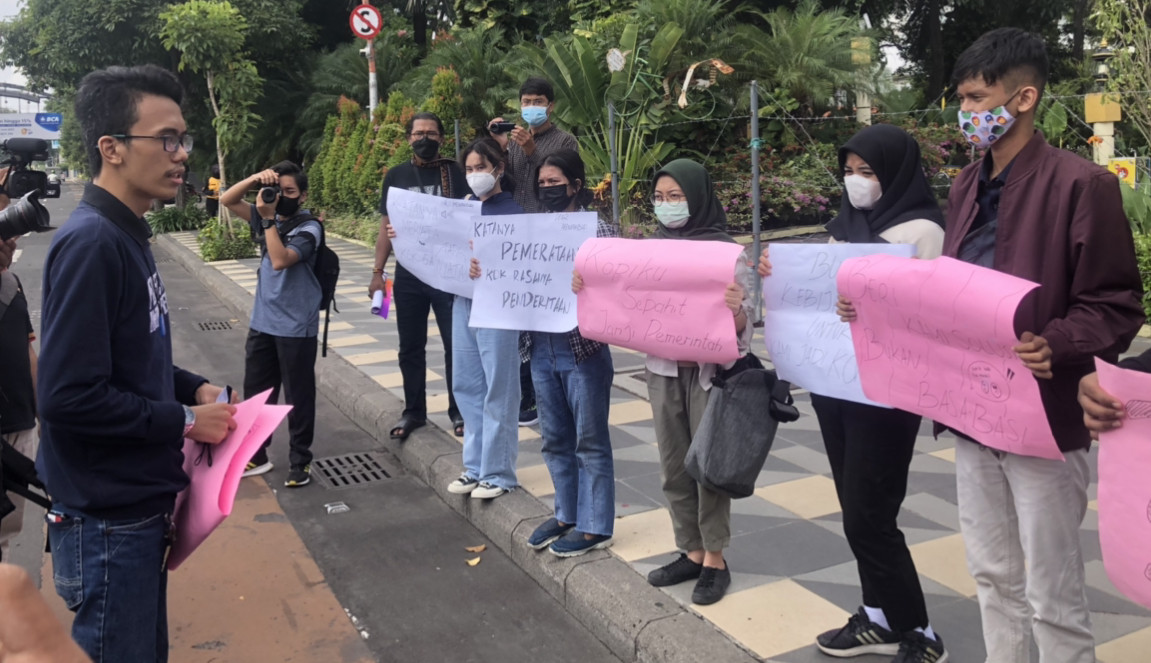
412;137;441;161
538;184;575;213
276;195;301;217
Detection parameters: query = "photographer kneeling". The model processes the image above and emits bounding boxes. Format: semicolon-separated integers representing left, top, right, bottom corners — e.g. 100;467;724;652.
220;161;322;488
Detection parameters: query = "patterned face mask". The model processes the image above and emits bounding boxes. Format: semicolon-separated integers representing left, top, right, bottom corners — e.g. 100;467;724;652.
958;91;1019;147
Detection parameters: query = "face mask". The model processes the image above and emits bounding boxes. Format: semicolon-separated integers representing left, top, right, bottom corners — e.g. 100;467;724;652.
412;137;441;161
521;106;548;128
467;171;497;197
958;93;1018;147
843;175;882;210
653;201;690;228
276;195;301;217
538;184;575;213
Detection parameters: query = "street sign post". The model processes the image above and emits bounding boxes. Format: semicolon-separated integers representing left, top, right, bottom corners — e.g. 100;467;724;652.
349;3;382;40
349;3;383;119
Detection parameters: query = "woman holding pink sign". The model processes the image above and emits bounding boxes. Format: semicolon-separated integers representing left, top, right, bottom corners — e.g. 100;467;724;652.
574;159;754;605
759;123;948;662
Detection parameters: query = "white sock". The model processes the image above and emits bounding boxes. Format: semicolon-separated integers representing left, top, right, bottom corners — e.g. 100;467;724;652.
863;605;890;631
916;625;937;641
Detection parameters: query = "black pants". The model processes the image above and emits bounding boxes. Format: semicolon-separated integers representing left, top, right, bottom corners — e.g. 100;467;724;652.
243;330;317;468
394;264;459;422
205;198;219;217
520;357;535;411
811;393;928;632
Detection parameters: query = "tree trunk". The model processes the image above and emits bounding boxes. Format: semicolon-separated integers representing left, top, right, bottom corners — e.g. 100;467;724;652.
413;3;428;59
924;0;946;103
1071;0;1090;62
205;70;234;236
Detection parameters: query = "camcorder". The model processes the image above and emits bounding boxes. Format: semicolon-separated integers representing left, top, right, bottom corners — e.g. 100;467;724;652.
488;121;517;135
0;138;56;241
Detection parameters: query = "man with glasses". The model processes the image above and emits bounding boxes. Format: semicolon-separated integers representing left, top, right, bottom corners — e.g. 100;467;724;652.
37;65;237;662
371;111;469;441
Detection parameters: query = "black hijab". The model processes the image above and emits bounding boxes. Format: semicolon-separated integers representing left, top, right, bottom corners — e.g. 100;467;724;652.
652;159;735;243
825;123;944;243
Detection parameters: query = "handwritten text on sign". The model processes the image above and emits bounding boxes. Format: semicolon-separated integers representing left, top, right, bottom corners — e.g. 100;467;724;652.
837;255;1062;459
1095;358;1151;610
575;238;744;363
469;212;597;332
764;243;914;405
387;187;481;299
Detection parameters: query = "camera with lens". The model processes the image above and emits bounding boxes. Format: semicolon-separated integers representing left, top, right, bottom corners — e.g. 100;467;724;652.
259;184;281;203
2;138;60;201
0;139;55;241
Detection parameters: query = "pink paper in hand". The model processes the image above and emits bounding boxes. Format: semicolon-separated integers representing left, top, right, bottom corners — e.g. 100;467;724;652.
575;238;744;363
1095;358;1151;610
837;255;1061;460
169;390;291;570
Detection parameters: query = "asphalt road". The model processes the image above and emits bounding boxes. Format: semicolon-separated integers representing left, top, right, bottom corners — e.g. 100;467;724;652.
7;182;621;662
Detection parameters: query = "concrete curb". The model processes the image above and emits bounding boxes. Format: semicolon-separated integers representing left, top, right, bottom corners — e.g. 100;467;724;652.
156;234;760;663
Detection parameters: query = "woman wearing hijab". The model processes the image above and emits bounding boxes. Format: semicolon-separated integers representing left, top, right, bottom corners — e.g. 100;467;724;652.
759;124;948;662
575;159;753;605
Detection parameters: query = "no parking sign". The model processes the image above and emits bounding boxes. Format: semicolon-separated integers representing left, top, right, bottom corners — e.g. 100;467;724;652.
349;2;382;40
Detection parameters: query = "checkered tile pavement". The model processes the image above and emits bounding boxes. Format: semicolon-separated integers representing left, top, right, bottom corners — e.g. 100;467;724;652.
171;231;1151;662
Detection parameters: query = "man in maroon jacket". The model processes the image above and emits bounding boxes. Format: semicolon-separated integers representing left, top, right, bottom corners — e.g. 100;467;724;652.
945;29;1144;663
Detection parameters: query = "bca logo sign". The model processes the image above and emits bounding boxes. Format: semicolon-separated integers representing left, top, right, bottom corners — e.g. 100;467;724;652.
35;113;62;132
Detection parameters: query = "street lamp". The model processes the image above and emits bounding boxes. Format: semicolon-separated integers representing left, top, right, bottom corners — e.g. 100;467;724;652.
1086;41;1121;166
1093;41;1114;91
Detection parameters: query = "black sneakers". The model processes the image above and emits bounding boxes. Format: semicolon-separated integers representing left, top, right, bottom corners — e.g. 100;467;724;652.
893;631;948;663
691;564;731;605
647;553;703;587
816;607;901;657
284;465;311;488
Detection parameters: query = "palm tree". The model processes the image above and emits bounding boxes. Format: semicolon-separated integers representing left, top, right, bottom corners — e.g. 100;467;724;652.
747;0;864;111
399;26;527;129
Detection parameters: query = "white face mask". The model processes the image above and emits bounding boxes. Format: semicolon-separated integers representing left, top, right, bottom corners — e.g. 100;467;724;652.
844;175;882;210
653;201;690;228
466;171;497;198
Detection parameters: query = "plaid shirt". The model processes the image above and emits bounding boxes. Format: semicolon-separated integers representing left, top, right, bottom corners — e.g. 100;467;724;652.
507;125;579;213
520;216;618;364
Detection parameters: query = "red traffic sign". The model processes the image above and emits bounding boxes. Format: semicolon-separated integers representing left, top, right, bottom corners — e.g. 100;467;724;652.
349;3;382;40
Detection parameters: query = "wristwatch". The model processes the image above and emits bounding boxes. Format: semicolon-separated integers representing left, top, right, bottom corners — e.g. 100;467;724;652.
260;216;275;230
182;405;196;437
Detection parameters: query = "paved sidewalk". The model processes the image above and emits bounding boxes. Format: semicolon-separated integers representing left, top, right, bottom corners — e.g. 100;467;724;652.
168;231;1151;663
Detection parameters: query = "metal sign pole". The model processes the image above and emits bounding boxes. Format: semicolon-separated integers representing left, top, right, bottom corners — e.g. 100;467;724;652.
750;80;763;320
608;101;621;227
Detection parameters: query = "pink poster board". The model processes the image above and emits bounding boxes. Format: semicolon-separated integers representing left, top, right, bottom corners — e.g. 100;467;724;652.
169;390;291;570
836;255;1062;460
1096;358;1151;610
575;238;745;363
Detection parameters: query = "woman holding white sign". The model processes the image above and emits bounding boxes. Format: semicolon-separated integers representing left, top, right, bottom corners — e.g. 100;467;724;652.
446;138;524;500
575;159;753;605
759;123;948;661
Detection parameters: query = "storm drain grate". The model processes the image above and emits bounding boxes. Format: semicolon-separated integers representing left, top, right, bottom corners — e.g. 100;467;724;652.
198;321;233;331
313;452;391;490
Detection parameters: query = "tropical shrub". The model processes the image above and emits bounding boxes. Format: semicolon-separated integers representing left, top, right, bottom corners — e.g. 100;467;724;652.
148;205;209;234
198;216;257;261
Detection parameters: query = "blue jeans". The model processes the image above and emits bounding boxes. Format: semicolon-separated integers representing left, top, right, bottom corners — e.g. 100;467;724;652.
452;297;520;489
531;332;616;536
47;506;173;663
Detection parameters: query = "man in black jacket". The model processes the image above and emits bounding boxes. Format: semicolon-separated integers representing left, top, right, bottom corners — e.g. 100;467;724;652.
37;65;236;663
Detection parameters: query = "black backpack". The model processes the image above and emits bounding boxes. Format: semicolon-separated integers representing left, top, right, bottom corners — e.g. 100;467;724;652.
273;214;340;357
